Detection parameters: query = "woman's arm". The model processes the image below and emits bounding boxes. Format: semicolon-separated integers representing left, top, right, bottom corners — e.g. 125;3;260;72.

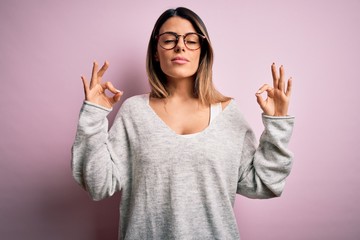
237;115;294;198
237;63;295;198
71;61;128;201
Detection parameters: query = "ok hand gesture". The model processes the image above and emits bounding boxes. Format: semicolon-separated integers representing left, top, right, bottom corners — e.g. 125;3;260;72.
81;61;123;109
255;63;292;116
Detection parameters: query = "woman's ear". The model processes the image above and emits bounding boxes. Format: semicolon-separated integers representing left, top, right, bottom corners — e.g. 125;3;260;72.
154;52;159;61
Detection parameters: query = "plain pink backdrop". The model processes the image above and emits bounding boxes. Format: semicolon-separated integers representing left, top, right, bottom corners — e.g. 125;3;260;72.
1;0;359;239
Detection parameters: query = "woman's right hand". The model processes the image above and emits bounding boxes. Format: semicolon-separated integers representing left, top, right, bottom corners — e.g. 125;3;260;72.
81;61;123;109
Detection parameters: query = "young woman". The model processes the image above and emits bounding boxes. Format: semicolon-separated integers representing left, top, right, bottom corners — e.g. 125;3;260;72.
72;7;294;239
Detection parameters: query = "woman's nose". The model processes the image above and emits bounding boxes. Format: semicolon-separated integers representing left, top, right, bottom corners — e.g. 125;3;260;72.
174;36;186;52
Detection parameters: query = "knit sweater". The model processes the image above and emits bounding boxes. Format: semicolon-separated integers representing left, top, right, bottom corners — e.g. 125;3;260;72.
71;94;295;239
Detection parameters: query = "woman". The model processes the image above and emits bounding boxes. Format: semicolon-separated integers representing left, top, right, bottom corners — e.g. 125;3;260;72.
72;7;294;239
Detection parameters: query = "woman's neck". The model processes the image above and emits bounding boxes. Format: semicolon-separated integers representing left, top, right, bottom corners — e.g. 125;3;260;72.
166;76;195;101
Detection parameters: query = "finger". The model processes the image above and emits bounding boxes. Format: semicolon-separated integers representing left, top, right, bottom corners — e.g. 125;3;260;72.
81;75;89;98
278;65;285;91
112;92;123;104
97;61;109;78
271;63;279;89
266;87;275;98
256;84;272;95
102;81;122;95
255;92;266;109
90;61;99;89
285;77;293;97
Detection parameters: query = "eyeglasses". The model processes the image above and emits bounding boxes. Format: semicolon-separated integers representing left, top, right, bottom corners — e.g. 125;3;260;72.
156;32;205;50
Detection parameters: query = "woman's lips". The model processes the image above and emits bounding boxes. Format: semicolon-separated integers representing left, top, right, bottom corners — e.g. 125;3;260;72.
171;56;189;64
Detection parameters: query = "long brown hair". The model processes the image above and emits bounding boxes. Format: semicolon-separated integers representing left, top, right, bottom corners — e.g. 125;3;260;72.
146;7;231;105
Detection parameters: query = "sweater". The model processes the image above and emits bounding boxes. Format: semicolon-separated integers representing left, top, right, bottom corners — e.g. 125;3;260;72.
71;94;295;239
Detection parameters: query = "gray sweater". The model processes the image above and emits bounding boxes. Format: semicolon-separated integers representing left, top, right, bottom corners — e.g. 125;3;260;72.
71;94;294;239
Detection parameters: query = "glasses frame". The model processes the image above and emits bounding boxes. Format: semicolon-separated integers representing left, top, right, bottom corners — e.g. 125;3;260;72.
156;31;206;51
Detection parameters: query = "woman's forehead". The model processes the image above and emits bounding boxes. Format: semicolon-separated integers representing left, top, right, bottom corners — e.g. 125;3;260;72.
159;16;196;34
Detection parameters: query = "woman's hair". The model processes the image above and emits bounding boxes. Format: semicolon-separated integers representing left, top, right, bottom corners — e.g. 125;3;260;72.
146;7;231;105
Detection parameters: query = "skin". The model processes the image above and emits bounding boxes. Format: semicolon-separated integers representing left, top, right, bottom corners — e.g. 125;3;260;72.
256;63;292;116
80;17;293;134
81;61;122;109
155;17;201;83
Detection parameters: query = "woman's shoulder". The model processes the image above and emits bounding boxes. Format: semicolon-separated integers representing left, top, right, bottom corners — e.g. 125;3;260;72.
220;99;249;124
115;93;150;119
221;99;232;110
121;93;149;108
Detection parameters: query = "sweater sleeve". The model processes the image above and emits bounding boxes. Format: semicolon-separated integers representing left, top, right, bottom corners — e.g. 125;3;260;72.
236;114;295;199
71;101;130;201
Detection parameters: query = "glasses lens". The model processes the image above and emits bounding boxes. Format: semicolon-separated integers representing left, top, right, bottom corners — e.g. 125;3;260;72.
184;33;202;50
158;33;177;50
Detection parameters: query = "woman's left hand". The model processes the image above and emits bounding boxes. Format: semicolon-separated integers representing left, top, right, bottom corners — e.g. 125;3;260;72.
255;63;293;116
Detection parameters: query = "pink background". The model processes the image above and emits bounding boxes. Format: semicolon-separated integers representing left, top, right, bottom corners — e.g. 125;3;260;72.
1;0;359;239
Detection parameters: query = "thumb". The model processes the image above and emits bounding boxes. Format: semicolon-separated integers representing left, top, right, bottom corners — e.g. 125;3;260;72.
255;92;266;109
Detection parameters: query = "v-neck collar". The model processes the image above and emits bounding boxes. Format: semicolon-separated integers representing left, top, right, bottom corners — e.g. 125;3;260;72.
142;94;233;138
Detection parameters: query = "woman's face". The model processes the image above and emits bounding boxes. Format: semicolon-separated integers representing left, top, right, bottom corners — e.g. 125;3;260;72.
156;16;201;81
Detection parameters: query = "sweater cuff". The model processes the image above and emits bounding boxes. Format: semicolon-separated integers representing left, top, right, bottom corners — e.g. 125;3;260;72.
262;113;295;120
84;101;113;112
261;114;294;145
78;101;112;124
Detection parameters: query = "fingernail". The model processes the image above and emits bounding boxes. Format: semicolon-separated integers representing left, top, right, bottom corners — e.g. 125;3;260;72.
256;90;261;94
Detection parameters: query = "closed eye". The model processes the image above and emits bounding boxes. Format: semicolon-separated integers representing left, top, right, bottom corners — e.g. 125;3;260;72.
163;40;176;43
